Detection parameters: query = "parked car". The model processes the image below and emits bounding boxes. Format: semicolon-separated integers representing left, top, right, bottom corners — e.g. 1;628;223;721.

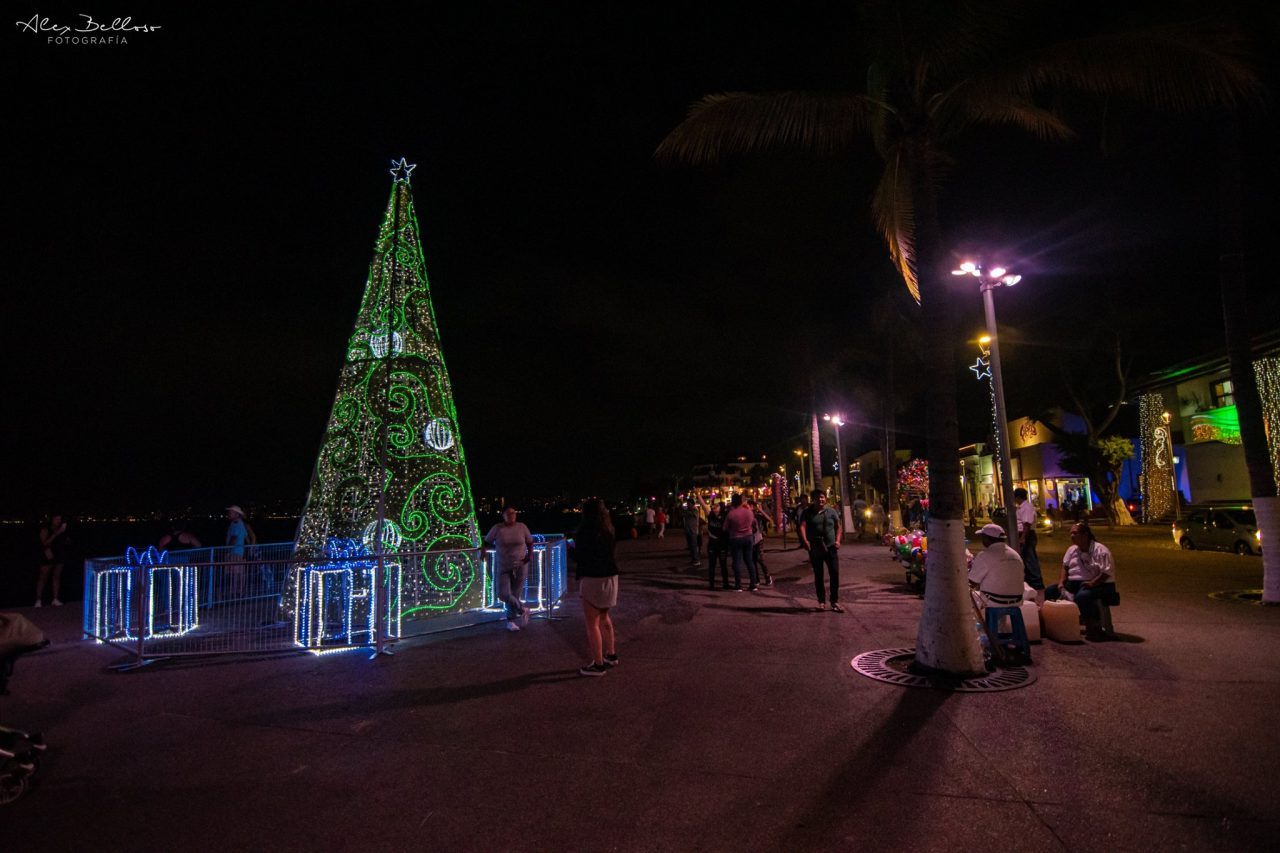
1172;505;1262;555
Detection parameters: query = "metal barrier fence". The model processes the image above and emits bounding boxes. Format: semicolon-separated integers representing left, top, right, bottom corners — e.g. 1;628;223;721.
83;536;569;664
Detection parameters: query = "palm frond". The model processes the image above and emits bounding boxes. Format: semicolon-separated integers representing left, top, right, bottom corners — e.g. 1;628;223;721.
931;85;1076;142
1006;24;1261;115
655;91;870;165
871;153;919;302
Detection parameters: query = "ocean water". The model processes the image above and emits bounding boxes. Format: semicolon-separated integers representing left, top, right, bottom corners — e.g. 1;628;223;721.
3;509;582;609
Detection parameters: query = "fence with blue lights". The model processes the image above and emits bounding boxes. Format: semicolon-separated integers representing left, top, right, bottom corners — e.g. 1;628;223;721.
82;535;569;663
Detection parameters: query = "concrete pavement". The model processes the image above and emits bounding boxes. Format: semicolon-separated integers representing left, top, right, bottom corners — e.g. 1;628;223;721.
5;526;1279;851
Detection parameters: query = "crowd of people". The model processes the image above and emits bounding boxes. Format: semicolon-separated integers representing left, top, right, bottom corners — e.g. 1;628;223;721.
28;488;1117;676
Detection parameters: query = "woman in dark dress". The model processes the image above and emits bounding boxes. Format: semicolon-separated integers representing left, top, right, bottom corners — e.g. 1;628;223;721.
573;498;620;677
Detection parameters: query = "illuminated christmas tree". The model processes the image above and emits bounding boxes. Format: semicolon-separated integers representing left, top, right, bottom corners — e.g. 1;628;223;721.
898;458;930;503
293;158;481;619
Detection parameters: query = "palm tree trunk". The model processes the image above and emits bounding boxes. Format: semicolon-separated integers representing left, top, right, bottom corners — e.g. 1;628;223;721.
883;345;901;528
908;144;985;676
810;412;823;497
1218;117;1279;603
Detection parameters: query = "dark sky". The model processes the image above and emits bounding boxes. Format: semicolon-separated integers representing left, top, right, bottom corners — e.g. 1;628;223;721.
7;1;1280;514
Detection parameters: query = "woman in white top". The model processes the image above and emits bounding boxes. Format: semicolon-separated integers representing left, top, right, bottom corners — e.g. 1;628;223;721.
1045;521;1117;640
483;507;534;632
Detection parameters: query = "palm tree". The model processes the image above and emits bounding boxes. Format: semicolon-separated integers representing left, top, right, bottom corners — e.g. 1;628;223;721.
1217;115;1279;602
657;2;1259;675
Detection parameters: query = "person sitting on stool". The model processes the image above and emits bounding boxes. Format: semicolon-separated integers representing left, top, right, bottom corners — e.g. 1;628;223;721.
968;523;1025;616
1045;521;1116;641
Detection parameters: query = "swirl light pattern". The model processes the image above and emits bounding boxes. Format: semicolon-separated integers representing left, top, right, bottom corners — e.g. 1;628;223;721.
293;160;481;618
1139;393;1172;521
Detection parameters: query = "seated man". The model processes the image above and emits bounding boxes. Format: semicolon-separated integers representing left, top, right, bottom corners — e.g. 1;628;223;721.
968;523;1025;614
1045;521;1117;641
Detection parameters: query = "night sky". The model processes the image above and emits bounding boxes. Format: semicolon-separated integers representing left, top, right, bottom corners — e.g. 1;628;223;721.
8;1;1280;516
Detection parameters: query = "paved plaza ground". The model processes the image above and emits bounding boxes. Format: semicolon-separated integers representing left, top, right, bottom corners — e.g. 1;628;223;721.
5;525;1279;851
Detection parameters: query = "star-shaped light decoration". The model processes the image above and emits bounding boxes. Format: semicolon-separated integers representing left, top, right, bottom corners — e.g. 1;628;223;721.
390;157;417;183
969;357;992;381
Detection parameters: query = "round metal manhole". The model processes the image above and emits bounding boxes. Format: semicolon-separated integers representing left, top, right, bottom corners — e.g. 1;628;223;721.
851;647;1036;692
1208;589;1270;605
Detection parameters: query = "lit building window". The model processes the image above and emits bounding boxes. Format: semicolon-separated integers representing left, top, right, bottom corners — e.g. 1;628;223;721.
1212;379;1234;408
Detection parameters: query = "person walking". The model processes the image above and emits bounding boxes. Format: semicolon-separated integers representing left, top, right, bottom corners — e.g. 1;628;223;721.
724;494;759;592
644;503;656;536
484;506;534;632
852;496;869;539
573;498;620;676
800;490;844;611
791;493;811;550
705;501;730;589
681;499;702;569
1014;488;1044;591
654;506;667;539
35;514;69;607
749;499;773;586
869;500;887;539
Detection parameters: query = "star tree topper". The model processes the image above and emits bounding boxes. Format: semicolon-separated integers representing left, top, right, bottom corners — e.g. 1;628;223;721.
390;157;417;182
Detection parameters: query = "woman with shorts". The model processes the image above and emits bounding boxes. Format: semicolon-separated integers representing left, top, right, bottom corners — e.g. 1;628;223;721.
573;498;619;677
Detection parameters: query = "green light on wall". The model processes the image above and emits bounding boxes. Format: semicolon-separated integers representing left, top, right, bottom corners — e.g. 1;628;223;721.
1189;405;1241;444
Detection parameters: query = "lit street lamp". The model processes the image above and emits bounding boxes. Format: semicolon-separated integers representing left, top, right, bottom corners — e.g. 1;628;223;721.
793;449;810;493
953;261;1021;542
824;413;853;535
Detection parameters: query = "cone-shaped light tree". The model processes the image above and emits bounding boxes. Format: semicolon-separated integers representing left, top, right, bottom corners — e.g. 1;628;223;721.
294;158;482;616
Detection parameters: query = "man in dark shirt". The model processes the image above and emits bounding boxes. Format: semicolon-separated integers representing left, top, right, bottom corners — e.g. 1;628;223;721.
800;491;844;611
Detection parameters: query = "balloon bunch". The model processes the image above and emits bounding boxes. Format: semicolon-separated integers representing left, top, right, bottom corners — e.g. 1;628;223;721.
888;529;927;589
890;530;928;567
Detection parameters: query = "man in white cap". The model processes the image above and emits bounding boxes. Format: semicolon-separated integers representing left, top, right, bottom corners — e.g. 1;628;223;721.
224;505;256;597
968;522;1025;614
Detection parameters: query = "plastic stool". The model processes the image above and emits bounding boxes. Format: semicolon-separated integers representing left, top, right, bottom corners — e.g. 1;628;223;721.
1097;601;1114;634
985;605;1031;663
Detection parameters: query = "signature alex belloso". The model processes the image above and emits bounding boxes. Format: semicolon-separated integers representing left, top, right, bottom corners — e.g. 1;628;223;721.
15;13;162;36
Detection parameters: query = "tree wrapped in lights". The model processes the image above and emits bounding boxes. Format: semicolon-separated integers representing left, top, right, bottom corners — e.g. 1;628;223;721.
1254;357;1280;488
1139;393;1173;522
897;458;929;503
293;159;481;618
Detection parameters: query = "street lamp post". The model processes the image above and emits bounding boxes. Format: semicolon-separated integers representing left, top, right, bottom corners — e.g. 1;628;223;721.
824;413;852;536
1162;411;1182;521
954;261;1021;543
794;449;810;493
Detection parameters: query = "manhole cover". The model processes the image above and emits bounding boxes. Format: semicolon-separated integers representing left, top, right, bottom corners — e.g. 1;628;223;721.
1208;589;1268;605
851;647;1036;692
